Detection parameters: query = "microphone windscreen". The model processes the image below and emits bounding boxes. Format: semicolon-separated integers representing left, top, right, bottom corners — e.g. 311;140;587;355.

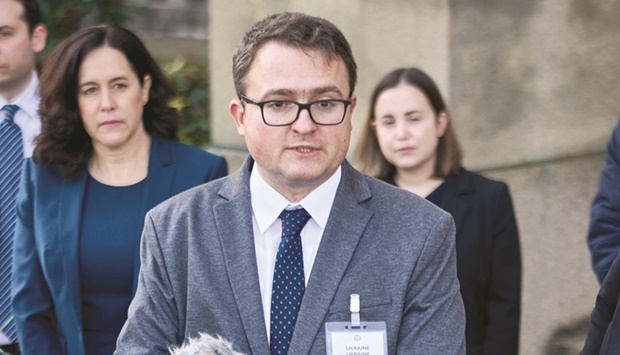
169;332;246;355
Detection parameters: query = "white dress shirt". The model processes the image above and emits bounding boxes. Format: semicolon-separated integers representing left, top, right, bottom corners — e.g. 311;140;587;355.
250;164;341;340
0;72;42;158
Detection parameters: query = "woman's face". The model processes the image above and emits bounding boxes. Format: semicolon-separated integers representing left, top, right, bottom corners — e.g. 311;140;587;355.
77;45;151;152
373;84;447;176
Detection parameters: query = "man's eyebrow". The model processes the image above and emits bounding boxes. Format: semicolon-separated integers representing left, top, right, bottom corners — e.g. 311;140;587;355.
263;88;296;98
262;86;345;99
312;86;344;97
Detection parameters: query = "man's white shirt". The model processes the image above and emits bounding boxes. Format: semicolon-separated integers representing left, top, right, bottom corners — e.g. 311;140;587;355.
0;72;42;158
250;165;341;340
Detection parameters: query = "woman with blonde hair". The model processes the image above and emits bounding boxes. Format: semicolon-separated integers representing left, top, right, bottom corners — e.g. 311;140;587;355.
355;67;521;355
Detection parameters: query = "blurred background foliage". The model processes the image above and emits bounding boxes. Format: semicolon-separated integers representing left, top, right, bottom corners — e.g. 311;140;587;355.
39;0;131;52
164;57;211;147
38;0;212;146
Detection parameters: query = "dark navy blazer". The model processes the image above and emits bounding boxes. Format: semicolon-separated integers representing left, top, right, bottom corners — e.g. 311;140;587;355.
11;136;227;355
588;116;620;284
581;252;620;355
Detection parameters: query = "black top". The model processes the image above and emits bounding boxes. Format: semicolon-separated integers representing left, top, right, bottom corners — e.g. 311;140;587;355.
385;178;444;205
425;183;444;206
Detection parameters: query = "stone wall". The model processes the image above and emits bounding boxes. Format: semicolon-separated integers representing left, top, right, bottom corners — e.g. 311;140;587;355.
449;2;620;352
127;0;209;62
451;1;620;171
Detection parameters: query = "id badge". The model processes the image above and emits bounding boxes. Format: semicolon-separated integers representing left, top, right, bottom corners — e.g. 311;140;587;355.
325;321;387;355
325;294;388;355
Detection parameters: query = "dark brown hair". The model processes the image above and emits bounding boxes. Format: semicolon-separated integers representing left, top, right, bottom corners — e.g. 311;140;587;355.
232;12;357;97
17;0;44;33
355;67;463;181
34;25;178;178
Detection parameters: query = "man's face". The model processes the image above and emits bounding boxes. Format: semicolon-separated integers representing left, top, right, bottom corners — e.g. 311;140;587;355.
0;0;46;100
230;41;356;201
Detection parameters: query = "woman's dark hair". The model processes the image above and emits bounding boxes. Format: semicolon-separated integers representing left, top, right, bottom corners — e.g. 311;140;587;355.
34;25;178;178
355;67;463;181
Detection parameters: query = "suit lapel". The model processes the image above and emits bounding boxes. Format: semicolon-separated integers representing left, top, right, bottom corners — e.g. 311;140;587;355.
142;136;175;213
215;158;270;355
58;170;88;324
289;161;373;354
133;136;176;292
441;170;473;233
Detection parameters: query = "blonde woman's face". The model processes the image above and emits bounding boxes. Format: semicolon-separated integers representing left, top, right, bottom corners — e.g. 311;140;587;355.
373;84;447;175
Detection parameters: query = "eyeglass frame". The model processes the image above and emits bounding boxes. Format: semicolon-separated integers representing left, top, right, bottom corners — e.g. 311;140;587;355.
238;94;352;127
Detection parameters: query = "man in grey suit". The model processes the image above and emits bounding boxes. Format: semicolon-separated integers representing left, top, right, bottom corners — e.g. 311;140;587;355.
115;12;465;355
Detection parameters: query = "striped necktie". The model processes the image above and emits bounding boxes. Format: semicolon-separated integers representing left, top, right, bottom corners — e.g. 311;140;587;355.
270;207;311;355
0;104;23;342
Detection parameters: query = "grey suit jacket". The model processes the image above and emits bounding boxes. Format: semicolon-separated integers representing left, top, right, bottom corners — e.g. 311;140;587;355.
115;157;466;354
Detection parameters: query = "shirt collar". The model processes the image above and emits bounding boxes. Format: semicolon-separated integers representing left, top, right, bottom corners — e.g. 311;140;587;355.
0;72;40;119
250;165;342;234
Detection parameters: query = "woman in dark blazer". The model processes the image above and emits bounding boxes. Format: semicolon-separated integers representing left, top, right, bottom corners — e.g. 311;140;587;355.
355;67;521;355
11;26;227;355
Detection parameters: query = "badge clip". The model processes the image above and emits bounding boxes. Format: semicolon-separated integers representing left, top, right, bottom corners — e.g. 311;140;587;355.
350;293;360;328
325;294;388;354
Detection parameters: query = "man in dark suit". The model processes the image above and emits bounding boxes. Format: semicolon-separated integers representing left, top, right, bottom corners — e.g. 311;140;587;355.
588;117;620;283
581;253;620;354
115;12;465;355
581;117;620;354
0;0;47;353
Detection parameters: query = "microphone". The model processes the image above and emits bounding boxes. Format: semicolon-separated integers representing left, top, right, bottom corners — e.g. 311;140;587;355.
169;332;245;355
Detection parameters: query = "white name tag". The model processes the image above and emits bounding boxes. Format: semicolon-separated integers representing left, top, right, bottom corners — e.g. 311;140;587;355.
325;321;387;355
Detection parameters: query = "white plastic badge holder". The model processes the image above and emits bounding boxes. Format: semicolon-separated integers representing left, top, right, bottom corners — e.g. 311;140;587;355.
325;294;387;355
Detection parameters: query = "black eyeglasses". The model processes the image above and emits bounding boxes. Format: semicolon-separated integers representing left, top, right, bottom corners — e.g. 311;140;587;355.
239;95;352;127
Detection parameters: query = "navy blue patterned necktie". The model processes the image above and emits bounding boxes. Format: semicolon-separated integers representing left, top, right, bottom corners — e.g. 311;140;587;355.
0;104;22;342
270;207;311;355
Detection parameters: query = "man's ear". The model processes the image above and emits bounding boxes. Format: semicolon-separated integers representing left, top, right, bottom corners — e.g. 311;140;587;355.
30;24;48;54
230;99;246;137
349;94;357;112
